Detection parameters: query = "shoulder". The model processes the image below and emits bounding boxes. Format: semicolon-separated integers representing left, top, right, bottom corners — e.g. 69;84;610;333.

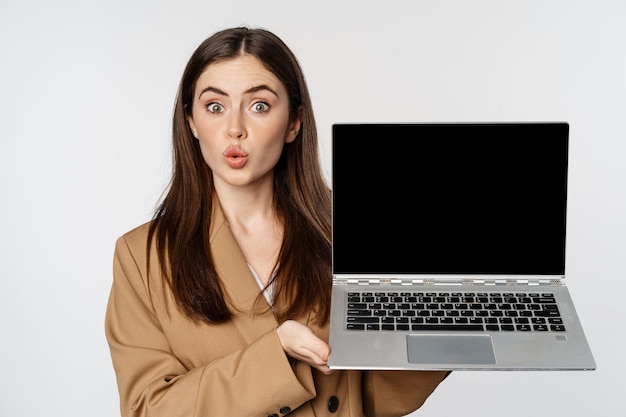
111;220;167;300
118;220;153;246
113;220;156;265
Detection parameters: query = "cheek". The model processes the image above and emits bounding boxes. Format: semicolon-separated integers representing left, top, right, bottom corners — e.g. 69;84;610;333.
266;138;291;166
191;118;220;165
196;137;221;168
267;117;294;144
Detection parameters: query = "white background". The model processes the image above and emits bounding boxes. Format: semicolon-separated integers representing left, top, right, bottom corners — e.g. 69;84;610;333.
1;1;623;416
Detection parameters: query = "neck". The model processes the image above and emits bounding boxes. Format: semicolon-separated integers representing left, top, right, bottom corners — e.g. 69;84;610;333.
213;177;276;233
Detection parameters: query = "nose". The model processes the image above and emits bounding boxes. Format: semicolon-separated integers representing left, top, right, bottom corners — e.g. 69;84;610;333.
227;110;246;140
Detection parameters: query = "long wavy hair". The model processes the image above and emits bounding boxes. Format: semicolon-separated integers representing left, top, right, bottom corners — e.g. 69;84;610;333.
147;27;332;325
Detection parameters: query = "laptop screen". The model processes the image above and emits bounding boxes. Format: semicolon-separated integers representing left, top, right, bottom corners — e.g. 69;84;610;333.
331;122;568;276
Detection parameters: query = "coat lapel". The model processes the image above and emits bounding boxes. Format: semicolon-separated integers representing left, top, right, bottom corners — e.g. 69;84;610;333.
209;201;279;344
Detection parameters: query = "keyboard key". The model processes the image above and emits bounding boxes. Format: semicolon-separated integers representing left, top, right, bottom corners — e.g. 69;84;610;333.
347;317;379;323
411;324;484;331
347;310;371;316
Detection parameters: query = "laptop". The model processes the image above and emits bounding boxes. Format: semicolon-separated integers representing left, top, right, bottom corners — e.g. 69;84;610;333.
327;122;596;371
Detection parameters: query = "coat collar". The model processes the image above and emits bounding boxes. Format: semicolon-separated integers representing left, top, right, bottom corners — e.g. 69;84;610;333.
208;199;279;343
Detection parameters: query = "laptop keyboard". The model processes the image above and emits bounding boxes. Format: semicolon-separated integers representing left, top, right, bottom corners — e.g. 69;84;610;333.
346;291;565;332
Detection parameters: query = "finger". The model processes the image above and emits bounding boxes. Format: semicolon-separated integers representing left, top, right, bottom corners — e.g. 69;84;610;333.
290;349;334;375
291;347;326;365
288;324;330;360
311;363;335;375
308;340;330;362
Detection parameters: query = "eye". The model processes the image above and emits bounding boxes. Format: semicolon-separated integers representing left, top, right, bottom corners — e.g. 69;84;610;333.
251;101;270;113
207;102;224;114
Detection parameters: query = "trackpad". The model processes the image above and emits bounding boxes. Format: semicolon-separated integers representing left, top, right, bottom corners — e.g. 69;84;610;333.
407;334;496;365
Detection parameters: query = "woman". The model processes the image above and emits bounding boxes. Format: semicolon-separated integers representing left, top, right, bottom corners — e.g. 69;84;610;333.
105;26;448;417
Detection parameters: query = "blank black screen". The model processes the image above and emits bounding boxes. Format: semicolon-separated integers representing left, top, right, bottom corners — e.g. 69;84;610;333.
331;123;568;275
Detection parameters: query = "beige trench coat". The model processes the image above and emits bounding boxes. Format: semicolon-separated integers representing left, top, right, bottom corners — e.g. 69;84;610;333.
105;204;448;417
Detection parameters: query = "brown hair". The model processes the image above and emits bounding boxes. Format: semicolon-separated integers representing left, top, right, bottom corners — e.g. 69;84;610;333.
147;27;332;324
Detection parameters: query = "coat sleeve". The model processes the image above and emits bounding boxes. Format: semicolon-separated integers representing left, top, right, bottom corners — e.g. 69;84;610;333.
362;370;449;417
105;234;317;417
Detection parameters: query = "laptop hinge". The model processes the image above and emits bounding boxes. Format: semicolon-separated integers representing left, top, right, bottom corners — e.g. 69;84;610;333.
462;278;563;286
333;276;564;286
333;278;404;286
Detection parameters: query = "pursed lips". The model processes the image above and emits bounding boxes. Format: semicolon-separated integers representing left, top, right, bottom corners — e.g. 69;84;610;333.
223;145;248;169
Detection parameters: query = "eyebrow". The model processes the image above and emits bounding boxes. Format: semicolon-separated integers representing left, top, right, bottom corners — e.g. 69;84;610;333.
197;84;279;99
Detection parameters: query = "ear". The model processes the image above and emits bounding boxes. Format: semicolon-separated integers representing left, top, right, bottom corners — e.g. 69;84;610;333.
285;109;302;144
187;115;199;139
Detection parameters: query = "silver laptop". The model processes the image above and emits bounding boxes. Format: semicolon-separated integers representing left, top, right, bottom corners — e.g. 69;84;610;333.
327;122;596;371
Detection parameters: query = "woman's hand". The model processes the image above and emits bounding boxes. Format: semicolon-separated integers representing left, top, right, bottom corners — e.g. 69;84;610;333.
276;320;334;375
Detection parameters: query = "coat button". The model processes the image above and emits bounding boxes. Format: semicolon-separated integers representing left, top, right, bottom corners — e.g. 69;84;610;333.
268;414;278;417
328;396;339;413
279;406;291;414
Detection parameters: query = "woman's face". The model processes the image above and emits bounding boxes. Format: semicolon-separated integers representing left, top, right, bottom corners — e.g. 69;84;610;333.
187;54;300;190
